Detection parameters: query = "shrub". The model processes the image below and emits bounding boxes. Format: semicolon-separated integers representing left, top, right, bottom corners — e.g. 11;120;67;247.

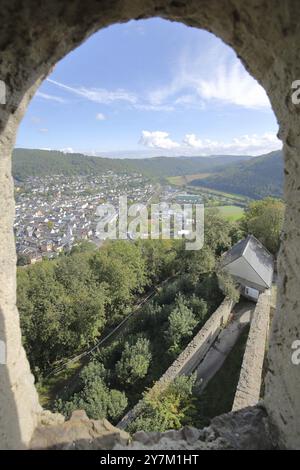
54;361;128;422
217;270;240;303
127;374;196;433
115;337;152;385
166;295;197;355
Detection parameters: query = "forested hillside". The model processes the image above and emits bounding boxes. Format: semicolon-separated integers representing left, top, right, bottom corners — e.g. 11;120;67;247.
12;148;251;181
18;211;239;429
13;148;283;199
191;150;283;199
17;198;283;431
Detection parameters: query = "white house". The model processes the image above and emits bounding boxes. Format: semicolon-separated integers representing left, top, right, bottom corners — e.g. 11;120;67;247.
220;234;274;302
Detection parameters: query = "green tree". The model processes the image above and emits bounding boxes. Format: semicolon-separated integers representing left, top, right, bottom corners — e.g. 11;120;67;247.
166;295;197;355
242;197;284;254
137;239;181;284
128;374;196;433
195;274;223;309
70;240;96;254
90;241;147;324
17;253;29;266
133;301;165;334
217;269;240;303
156;281;179;305
115;337;152;385
204;209;233;254
55;361;127;422
178;246;216;286
186;295;208;323
18;254;107;372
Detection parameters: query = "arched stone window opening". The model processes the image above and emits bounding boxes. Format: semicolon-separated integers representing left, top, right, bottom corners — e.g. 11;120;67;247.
0;1;299;450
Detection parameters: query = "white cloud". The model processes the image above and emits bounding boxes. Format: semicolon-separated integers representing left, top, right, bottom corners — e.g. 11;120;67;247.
139;130;180;149
134;103;175;112
174;94;205;109
47;79;176;112
146;41;271;110
38;128;48;133
139;130;280;155
47;78;137;104
36;91;66;103
60;147;75;154
183;134;204;148
147;85;177;107
183;132;280;155
46;40;268;113
195;61;269;109
96;112;106;120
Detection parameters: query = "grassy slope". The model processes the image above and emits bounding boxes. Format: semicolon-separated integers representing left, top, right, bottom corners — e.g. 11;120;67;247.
211;205;244;222
167;173;211;186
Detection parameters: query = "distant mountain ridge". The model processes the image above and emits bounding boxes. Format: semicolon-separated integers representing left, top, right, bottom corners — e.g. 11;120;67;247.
12;148;252;181
13;148;283;200
190;150;283;199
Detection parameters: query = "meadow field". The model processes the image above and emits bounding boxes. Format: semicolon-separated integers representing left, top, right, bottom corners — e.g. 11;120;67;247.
209;205;244;222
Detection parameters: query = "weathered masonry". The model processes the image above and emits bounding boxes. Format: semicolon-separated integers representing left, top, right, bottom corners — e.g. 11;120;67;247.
1;0;300;449
232;290;271;411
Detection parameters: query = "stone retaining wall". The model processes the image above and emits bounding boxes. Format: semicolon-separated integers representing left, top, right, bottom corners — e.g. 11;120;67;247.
118;297;234;429
232;290;271;411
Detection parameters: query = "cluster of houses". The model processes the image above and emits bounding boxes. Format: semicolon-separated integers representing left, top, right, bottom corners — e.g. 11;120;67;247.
14;172;155;264
14;171;218;265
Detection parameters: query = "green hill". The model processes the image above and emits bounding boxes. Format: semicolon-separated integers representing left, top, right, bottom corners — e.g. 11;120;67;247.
12;148;251;181
190;150;283;199
12;148;283;199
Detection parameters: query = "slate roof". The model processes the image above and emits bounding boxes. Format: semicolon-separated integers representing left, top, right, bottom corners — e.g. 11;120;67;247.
220;236;249;266
221;234;274;289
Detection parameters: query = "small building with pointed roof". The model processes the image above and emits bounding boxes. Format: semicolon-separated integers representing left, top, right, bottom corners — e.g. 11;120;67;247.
220;234;274;301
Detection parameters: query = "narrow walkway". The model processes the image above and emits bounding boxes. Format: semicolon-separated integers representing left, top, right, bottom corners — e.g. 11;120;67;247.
195;301;255;391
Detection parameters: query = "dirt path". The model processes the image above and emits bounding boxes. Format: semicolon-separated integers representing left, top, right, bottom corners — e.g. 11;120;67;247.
195;301;255;391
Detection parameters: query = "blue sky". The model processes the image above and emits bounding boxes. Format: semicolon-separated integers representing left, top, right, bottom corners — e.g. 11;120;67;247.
16;18;281;157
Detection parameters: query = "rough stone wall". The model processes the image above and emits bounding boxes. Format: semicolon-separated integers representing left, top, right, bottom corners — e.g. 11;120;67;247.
0;86;43;449
118;298;234;430
116;405;274;450
232;291;270;411
30;410;130;450
0;0;300;449
30;405;275;450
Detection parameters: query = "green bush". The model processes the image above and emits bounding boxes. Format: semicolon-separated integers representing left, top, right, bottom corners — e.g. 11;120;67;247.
54;361;127;422
128;374;196;433
241;197;284;254
186;295;208;323
166;295;197;355
217;270;240;303
115;337;152;385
